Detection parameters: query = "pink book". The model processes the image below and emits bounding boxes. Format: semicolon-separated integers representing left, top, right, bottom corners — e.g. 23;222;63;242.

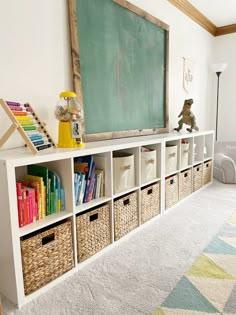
16;182;24;227
25;187;35;223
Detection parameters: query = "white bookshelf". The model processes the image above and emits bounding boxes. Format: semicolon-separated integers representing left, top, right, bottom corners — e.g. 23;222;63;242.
0;130;214;307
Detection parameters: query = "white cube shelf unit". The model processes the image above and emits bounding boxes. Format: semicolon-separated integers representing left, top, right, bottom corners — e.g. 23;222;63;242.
0;130;214;307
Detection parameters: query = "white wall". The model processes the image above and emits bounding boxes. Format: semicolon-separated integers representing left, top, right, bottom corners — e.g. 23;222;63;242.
211;33;236;141
0;0;215;150
0;0;72;149
130;0;215;133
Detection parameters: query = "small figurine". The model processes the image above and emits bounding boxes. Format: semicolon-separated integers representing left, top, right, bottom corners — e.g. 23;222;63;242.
174;99;199;133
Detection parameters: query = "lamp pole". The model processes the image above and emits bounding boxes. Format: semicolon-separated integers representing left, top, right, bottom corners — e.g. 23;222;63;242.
215;71;222;142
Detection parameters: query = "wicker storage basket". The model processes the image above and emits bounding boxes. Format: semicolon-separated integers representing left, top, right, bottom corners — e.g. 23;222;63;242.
165;174;178;209
141;182;160;224
193;163;203;192
179;168;192;200
21;220;74;295
114;191;138;240
203;160;212;185
76;203;111;262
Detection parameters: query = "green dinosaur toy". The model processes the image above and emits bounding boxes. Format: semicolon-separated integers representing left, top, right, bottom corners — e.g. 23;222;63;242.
174;99;199;133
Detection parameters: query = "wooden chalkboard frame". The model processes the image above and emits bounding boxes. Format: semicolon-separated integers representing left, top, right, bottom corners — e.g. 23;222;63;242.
68;0;170;142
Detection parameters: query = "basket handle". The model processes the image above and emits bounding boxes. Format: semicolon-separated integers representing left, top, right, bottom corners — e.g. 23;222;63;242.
42;233;55;245
90;213;98;222
146;159;155;164
184;173;188;177
121;165;131;170
123;198;130;206
147;188;153;195
170;179;174;185
169;153;176;158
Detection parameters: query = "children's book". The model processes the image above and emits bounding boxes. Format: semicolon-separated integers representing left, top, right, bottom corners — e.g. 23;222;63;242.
49;170;57;213
20;179;40;221
60;188;65;211
22;187;29;225
78;173;86;205
95;168;105;197
53;172;61;212
87;162;96;202
16;182;24;227
24;187;36;223
74;155;94;204
27;165;50;216
94;171;102;199
25;174;45;219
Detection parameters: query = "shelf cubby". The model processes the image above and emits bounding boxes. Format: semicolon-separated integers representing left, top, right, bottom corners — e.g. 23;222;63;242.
0;130;214;307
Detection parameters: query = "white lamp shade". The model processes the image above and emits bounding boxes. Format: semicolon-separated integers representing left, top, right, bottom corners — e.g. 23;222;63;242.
211;62;228;73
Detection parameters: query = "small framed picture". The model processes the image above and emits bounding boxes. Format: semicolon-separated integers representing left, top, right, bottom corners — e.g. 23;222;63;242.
71;121;81;138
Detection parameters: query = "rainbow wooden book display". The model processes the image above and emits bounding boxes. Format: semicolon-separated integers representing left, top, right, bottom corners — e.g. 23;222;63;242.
0;98;56;154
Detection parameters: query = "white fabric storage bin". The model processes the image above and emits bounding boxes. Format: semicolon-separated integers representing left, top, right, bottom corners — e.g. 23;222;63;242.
165;145;177;174
141;148;157;184
181;143;190;168
113;152;135;194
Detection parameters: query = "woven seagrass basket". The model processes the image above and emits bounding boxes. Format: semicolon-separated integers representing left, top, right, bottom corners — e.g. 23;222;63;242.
165;174;178;209
141;182;160;224
76;203;111;262
179;168;192;200
21;220;74;295
114;191;138;240
193;163;203;192
203;160;212;185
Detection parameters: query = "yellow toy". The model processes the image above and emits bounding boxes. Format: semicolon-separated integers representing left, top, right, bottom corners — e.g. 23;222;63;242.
55;91;84;148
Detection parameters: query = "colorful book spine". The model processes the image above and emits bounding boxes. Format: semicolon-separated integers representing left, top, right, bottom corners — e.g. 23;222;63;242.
79;174;86;205
87;162;96;202
27;164;49;216
22;187;29;225
16;182;24;227
25;188;34;223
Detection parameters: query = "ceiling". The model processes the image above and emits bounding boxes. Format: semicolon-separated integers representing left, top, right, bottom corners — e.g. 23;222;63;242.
188;0;236;27
168;0;236;36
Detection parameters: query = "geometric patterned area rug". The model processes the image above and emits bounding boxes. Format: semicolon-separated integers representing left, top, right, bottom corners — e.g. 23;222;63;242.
154;212;236;315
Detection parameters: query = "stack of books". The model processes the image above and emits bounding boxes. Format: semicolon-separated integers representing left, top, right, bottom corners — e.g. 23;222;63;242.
16;165;65;227
74;155;105;206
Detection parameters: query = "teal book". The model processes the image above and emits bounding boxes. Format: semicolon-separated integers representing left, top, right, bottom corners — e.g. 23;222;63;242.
54;172;61;212
60;188;65;211
27;164;50;216
74;172;80;207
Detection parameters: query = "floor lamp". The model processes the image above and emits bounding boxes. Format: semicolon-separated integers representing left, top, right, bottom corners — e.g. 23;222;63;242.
211;63;228;141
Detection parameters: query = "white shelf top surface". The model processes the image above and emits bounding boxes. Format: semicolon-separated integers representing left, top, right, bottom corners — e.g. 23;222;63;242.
0;130;214;166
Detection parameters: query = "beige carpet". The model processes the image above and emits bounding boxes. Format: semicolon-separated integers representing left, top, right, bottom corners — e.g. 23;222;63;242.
2;180;236;315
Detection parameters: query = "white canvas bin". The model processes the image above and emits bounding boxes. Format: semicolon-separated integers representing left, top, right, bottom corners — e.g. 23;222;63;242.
181;143;190;168
113;152;135;194
165;145;177;174
141;148;157;184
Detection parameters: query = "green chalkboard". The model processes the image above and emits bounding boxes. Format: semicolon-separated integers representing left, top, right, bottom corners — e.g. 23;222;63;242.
69;0;169;141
